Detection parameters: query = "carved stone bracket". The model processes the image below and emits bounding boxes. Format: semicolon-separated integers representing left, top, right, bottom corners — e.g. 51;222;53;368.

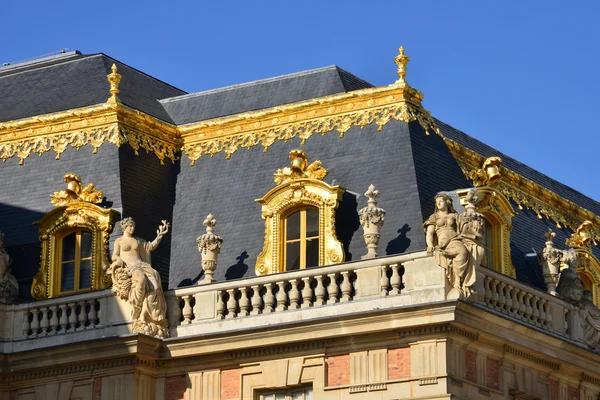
196;214;223;284
358;184;386;259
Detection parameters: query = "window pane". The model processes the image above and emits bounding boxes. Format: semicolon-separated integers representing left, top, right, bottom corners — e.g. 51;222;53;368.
275;394;286;400
62;232;76;262
484;219;494;269
79;259;92;289
286;211;301;241
292;391;304;400
306;209;319;237
80;230;93;258
306;238;319;268
304;389;313;400
286;241;301;271
61;262;75;292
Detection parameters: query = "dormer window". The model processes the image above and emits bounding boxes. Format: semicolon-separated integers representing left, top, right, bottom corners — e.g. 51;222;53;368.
31;173;119;299
255;150;344;275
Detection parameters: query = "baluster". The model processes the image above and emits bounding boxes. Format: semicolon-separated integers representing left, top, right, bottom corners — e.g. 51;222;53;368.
226;289;238;318
490;280;499;309
531;296;541;325
483;276;492;305
301;278;313;308
88;300;98;328
39;307;49;336
538;298;547;328
239;287;250;316
504;285;513;313
509;287;519;317
22;311;31;338
276;282;288;312
497;282;506;312
182;295;193;324
59;304;69;332
390;264;401;295
289;279;300;309
68;303;77;332
77;301;88;330
170;295;183;328
341;271;352;302
523;294;533;322
544;300;552;329
30;308;40;337
327;273;339;304
216;291;226;319
263;283;275;313
380;266;390;296
516;291;526;320
250;285;262;315
315;276;326;306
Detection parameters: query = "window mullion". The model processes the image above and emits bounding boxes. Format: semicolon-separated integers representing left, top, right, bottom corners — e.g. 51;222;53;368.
74;230;81;291
300;210;307;269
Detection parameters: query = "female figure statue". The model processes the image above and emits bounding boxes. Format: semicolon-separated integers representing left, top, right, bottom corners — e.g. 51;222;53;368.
109;218;170;338
0;231;19;301
423;193;483;298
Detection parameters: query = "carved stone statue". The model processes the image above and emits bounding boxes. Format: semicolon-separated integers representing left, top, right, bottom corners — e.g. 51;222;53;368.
541;229;562;296
196;214;223;284
0;232;18;302
108;218;170;338
358;184;386;259
424;192;485;299
556;250;600;350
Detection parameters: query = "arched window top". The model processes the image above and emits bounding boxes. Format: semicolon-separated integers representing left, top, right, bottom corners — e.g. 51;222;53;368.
255;150;344;275
31;173;119;299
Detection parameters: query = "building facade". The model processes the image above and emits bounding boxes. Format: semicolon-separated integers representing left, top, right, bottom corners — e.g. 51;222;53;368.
0;48;599;399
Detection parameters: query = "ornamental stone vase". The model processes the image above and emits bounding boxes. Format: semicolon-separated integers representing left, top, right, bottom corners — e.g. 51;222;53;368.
196;214;223;284
358;184;386;259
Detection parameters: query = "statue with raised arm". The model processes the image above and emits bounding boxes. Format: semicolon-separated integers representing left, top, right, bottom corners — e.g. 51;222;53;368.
423;193;485;299
108;218;170;338
0;231;18;302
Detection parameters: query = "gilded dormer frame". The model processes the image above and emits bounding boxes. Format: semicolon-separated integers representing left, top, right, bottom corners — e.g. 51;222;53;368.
458;186;516;278
255;150;345;275
31;173;120;299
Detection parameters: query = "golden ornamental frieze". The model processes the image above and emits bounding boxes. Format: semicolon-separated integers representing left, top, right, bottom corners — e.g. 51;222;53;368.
181;98;440;165
445;137;600;240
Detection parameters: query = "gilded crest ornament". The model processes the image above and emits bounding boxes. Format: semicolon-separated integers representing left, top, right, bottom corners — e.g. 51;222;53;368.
566;220;597;251
274;149;328;184
50;173;104;206
468;156;503;187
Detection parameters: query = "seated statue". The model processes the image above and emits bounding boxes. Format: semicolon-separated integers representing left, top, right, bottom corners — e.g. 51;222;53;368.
108;218;170;338
423;193;485;299
0;231;18;302
557;250;600;350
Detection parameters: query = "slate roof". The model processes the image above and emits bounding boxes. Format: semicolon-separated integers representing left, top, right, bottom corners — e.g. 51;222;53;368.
159;66;373;125
0;52;186;123
436;119;600;216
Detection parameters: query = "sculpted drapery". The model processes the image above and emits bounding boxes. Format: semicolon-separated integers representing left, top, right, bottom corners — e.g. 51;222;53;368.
108;218;169;338
424;193;485;299
0;231;18;301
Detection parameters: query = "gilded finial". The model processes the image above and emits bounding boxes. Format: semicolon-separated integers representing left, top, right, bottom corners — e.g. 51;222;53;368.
107;63;122;105
469;156;503;187
391;46;424;103
394;46;409;85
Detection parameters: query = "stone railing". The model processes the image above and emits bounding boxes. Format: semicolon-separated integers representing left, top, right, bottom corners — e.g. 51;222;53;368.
474;266;573;339
0;289;131;353
166;252;444;337
1;251;590;352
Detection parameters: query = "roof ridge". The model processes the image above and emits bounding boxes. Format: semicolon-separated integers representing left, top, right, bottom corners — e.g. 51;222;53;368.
159;65;340;104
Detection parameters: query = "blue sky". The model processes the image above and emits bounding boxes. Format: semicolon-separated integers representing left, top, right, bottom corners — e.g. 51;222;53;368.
3;1;600;202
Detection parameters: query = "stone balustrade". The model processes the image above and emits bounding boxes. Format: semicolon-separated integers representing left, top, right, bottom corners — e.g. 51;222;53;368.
0;251;588;353
474;266;572;338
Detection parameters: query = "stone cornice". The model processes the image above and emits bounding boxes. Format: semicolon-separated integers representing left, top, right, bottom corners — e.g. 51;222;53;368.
445;137;600;240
